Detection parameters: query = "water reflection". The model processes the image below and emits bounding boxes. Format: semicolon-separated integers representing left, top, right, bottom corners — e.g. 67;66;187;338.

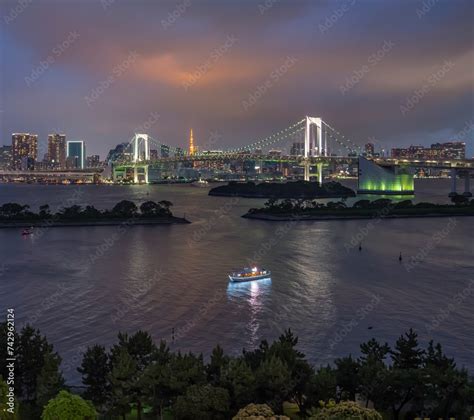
227;278;272;346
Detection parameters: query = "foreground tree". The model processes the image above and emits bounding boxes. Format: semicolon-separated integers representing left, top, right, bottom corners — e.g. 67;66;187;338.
309;400;382;420
36;351;66;410
0;378;18;419
232;403;290;419
173;384;230;420
77;345;110;410
41;390;96;420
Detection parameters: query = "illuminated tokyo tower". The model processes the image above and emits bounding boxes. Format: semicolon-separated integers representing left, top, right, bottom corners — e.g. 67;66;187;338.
189;128;195;155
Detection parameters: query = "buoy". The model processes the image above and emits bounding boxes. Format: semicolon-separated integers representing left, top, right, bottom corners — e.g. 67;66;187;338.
399;252;402;262
358;242;362;251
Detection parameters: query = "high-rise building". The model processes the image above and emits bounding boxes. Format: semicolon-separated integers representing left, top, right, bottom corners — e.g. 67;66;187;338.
160;145;170;158
47;133;66;168
0;146;12;170
11;133;38;170
67;140;86;169
430;142;465;160
189;129;195;155
364;142;375;157
149;149;158;161
290;142;304;156
86;155;100;168
391;142;466;160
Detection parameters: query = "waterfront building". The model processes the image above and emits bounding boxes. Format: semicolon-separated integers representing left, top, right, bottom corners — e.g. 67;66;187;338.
67;140;86;169
160;145;170;158
364;142;375;157
391;142;466;160
290;142;304;156
358;157;414;195
47;133;67;169
150;149;158;161
11;133;38;170
0;146;12;170
86;155;100;168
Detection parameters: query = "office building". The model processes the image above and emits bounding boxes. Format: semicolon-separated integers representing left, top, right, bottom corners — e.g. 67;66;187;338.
12;133;38;170
67;140;86;169
47;133;67;168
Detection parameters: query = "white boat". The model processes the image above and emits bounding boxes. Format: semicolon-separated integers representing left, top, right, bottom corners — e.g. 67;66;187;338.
191;179;209;188
228;266;271;282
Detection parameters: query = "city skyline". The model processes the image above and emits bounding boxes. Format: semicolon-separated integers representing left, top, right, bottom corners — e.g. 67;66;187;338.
1;0;473;158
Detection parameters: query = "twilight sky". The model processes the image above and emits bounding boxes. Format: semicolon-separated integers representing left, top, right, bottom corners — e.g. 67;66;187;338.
1;0;473;158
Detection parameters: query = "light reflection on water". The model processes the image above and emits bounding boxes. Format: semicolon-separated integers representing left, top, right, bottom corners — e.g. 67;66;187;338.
0;180;473;385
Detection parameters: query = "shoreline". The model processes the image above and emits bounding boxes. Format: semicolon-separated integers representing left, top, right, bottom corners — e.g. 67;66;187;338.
0;217;190;229
209;191;354;199
242;212;474;221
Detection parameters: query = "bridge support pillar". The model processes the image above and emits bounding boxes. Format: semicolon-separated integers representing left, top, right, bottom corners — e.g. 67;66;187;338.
303;159;310;182
463;172;472;197
448;169;457;197
133;167;139;184
317;163;323;185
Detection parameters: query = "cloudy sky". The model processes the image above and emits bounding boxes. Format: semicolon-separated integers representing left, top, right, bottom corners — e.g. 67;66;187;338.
1;0;473;158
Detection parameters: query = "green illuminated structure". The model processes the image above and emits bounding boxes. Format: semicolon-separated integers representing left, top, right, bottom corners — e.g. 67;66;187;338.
357;157;414;195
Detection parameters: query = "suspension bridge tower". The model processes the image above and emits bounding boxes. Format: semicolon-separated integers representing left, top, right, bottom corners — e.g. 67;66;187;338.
304;116;328;183
132;133;150;183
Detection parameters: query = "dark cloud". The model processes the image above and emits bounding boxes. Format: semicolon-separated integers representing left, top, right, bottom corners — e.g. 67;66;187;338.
1;0;473;157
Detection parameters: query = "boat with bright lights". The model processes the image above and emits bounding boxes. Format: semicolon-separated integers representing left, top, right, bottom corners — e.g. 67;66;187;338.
228;266;271;282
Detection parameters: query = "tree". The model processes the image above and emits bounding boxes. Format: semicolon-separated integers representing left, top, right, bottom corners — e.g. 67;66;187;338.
232;403;290;419
222;358;256;411
107;347;136;419
77;345;110;410
139;201;161;217
207;345;230;387
0;378;18;419
39;205;51;218
334;355;360;400
141;341;172;419
81;205;102;219
306;366;337;409
41;390;96;420
255;356;291;413
59;205;82;219
17;325;54;402
158;200;173;216
384;329;425;420
111;200;138;218
451;194;469;205
309;400;382;420
174;384;230;420
0;203;29;218
36;351;66;410
358;338;390;409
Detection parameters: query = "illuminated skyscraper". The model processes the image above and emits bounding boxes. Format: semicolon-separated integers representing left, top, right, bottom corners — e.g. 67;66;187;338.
67;140;86;169
47;133;66;168
11;133;38;170
189;128;195;155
